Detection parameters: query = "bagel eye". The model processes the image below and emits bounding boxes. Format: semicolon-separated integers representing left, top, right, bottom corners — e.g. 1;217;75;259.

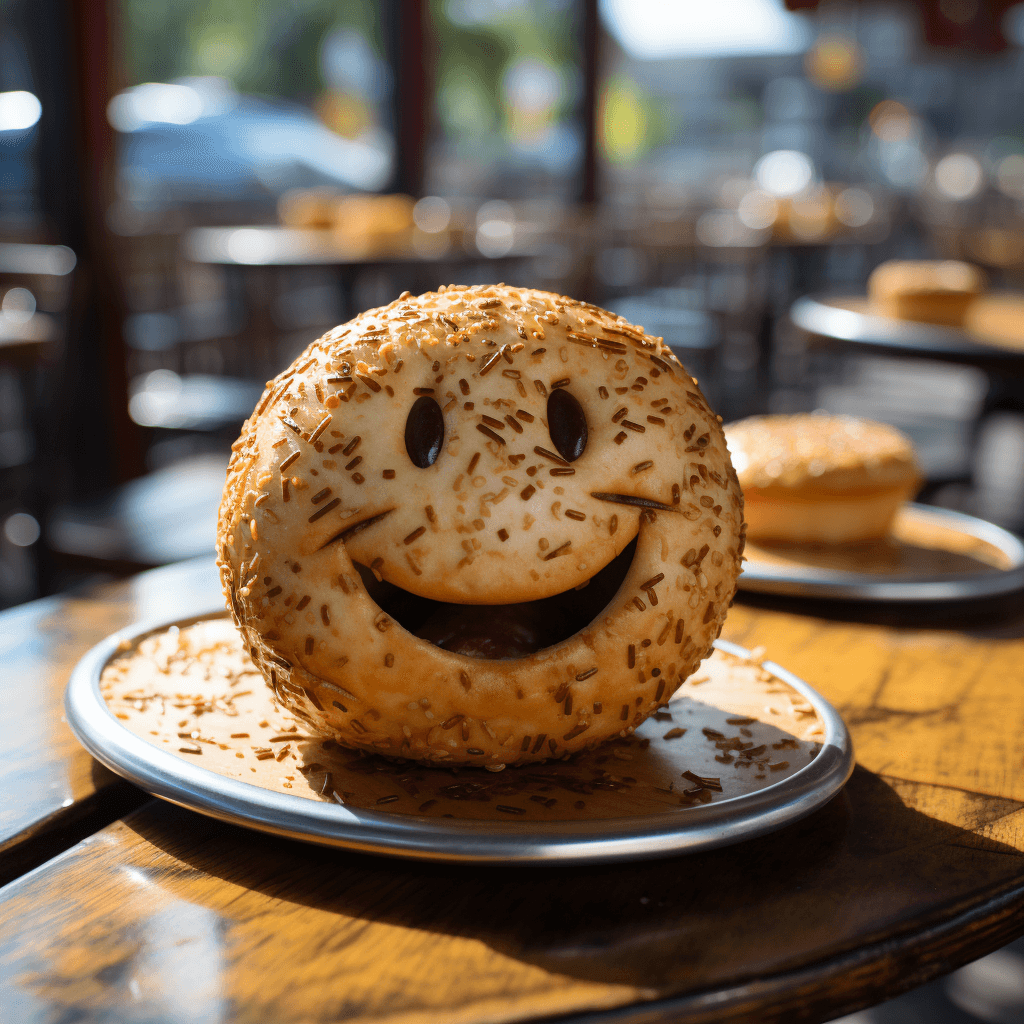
405;395;445;468
547;388;588;462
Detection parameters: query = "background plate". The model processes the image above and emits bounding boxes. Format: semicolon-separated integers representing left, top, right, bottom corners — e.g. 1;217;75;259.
740;503;1024;602
790;294;1024;370
66;609;853;864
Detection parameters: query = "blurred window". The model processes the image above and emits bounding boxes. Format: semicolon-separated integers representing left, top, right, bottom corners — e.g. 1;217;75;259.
425;0;583;200
116;0;393;219
0;14;43;228
596;0;817;200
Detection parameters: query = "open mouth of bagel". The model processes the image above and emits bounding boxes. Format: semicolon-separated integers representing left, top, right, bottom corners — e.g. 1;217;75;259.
354;536;639;661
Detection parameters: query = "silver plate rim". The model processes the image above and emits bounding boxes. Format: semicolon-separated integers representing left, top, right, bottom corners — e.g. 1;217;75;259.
790;293;1024;361
739;503;1024;601
65;608;854;865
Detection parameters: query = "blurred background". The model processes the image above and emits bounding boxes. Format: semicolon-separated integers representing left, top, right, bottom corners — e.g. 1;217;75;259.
4;0;1024;609
3;2;1024;1018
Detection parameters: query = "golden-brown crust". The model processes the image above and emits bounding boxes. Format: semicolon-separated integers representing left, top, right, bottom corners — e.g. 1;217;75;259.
218;285;743;766
868;260;986;299
963;293;1024;350
725;413;920;544
868;260;986;326
725;413;919;493
739;488;916;545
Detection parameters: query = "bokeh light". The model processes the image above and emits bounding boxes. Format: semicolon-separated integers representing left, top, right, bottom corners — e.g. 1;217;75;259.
224;228;276;264
476;200;515;257
601;0;811;59
834;188;875;228
787;192;832;240
413;197;451;234
503;58;563;147
996;154;1024;197
107;82;204;132
865;99;928;190
804;35;863;92
1;287;36;324
316;29;388;141
601;75;648;165
128;369;182;428
0;91;42;132
754;150;815;198
3;513;40;548
934;153;984;201
737;189;779;230
869;100;913;143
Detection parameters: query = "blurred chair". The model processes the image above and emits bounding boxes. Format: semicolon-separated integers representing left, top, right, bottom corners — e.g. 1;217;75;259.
127;370;262;434
42;220;253;581
0;242;76;607
47;452;225;574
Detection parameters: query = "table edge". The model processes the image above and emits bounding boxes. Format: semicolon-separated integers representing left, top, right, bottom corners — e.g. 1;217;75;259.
534;874;1024;1024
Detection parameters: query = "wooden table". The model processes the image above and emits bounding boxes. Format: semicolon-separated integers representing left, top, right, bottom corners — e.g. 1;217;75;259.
2;559;1024;1024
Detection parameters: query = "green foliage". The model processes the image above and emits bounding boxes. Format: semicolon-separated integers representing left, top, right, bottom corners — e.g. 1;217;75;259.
121;0;578;162
121;0;379;98
429;0;576;151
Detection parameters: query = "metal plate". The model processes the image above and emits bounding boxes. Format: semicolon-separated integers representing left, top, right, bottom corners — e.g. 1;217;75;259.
65;609;853;865
790;294;1024;372
740;504;1024;601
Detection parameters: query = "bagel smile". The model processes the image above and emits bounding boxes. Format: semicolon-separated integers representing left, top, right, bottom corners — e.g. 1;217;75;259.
589;491;682;513
318;508;397;552
355;530;642;661
341;492;677;659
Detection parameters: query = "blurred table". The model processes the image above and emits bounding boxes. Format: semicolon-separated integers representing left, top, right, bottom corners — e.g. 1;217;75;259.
182;225;539;377
46;454;225;572
3;561;1024;1022
790;295;1024;375
182;225;538;273
790;295;1024;521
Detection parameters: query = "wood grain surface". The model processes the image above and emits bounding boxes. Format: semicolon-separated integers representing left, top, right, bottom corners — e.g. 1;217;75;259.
2;571;1024;1024
0;557;223;883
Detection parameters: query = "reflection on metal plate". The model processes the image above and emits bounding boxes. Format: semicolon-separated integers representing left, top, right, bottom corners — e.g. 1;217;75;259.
66;608;853;864
740;504;1024;601
790;294;1024;369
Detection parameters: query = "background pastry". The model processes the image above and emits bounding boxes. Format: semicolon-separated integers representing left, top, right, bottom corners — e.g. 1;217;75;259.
962;293;1024;351
725;412;920;545
868;259;986;326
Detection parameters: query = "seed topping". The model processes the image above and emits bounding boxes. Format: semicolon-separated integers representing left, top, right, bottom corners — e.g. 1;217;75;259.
308;498;341;522
476;424;506;446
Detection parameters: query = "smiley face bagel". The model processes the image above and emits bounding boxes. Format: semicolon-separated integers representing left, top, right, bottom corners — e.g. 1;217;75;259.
218;284;744;766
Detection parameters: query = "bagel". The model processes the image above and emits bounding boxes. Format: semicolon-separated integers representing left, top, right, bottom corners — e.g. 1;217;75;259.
725;412;920;545
867;259;986;326
218;284;744;766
